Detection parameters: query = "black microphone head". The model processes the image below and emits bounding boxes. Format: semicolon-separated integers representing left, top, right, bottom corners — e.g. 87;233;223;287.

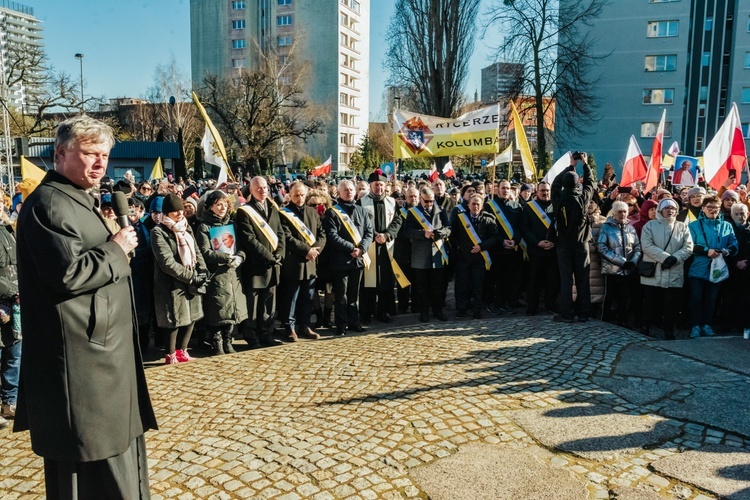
111;191;130;219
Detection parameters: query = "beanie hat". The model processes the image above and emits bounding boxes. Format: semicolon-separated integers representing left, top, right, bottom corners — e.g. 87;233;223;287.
12;193;22;209
100;193;112;206
562;171;579;189
460;184;476;197
162;194;184;213
150;195;165;213
658;198;679;212
184;197;198;211
687;186;706;198
204;189;227;210
721;190;739;202
520;183;533;193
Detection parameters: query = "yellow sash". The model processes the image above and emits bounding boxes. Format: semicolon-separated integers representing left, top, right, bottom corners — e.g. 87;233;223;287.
280;207;316;246
408;206;449;265
399;207;408;218
687;210;697;222
239;204;278;251
488;199;528;260
457;212;493;271
528;200;552;229
331;204;371;268
387;246;411;288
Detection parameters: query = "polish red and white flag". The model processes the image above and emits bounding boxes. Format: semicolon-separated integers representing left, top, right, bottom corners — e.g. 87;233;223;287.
442;160;456;178
620;135;648;187
703;103;745;191
644;109;665;193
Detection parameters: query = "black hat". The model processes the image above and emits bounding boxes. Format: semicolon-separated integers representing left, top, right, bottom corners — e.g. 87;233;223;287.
562;171;579;189
520;183;533;193
460;184;476;197
368;169;387;183
162;194;184;213
113;180;132;194
204;189;227;210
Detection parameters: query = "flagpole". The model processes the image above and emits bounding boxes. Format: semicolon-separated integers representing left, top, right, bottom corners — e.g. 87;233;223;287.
491;152;497;201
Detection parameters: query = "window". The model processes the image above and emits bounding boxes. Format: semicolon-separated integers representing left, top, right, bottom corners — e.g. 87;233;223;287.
340;153;347;165
742;88;750;103
340;113;350;125
647;20;679;37
232;39;246;49
698;104;706;117
278;74;292;85
232;20;245;30
702;52;710;66
277;36;292;46
278;0;291;4
232;58;246;68
641;122;673;138
340;133;348;145
351;0;360;13
696;137;703;151
277;15;292;26
340;92;349;105
745;52;750;69
643;88;674;104
705;17;713;30
699;86;708;101
649;0;679;2
645;55;676;71
340;13;348;25
742;124;750;139
231;1;245;9
278;55;289;66
340;33;348;46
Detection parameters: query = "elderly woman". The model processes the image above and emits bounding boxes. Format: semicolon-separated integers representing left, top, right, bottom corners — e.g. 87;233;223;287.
687;195;738;338
597;200;642;326
151;194;208;364
639;199;693;339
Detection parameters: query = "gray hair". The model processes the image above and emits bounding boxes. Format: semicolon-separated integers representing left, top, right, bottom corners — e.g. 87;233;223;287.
419;186;435;198
338;179;354;191
55;116;115;163
608;200;629;217
731;203;748;217
289;180;308;193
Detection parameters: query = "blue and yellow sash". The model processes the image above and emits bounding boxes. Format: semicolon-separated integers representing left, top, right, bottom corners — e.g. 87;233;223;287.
239;205;278;251
280;207;316;246
457;212;493;271
332;204;371;268
528;200;552;229
487;199;528;259
408;206;449;265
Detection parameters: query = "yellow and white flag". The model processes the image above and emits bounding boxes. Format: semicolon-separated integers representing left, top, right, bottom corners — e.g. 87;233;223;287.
393;104;500;158
192;91;234;184
496;144;514;164
149;157;165;180
510;101;537;180
20;156;45;183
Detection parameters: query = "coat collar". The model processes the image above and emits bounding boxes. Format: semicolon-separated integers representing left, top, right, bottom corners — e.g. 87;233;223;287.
41;170;97;211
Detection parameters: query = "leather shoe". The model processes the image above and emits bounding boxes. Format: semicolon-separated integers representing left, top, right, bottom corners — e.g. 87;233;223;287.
299;328;321;340
456;309;467;318
285;330;299;342
260;336;284;347
435;311;448;321
419;312;429;323
553;315;575;323
335;327;346;336
350;324;366;333
378;313;392;323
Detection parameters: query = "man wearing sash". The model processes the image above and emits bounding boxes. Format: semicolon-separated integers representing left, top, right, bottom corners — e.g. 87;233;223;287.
358;170;403;324
450;194;500;319
449;183;477;225
485;179;524;314
395;187;419;314
403;187;451;322
677;186;705;224
324;180;374;335
279;182;326;341
235;176;288;347
520;182;559;316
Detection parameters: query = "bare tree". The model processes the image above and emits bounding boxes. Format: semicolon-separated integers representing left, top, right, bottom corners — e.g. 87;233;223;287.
485;0;606;169
385;0;481;118
197;37;326;174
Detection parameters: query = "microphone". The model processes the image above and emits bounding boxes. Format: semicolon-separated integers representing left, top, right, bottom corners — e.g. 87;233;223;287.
111;191;131;229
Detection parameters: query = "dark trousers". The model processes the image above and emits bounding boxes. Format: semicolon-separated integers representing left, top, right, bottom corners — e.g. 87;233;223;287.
642;285;681;333
396;266;414;313
557;243;591;319
602;274;636;325
359;286;396;320
488;251;523;306
455;261;485;314
44;434;150;500
333;268;363;329
688;277;721;327
526;252;559;314
243;286;276;339
413;268;446;314
279;278;315;333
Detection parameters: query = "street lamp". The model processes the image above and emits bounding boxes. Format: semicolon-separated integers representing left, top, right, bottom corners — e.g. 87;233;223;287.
74;53;84;113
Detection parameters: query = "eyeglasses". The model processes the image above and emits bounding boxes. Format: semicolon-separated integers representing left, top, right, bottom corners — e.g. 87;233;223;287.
141;186;152;192
421;198;435;204
704;205;720;211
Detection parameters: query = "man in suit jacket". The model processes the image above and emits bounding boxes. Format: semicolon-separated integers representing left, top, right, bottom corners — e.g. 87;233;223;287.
324;180;374;335
15;116;157;498
235;176;288;347
279;182;327;341
402;186;451;322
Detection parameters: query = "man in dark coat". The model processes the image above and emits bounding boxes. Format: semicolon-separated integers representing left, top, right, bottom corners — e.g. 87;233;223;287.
520;182;559;315
358;170;403;323
450;194;500;319
395;186;418;314
235;176;288;347
324;180;374;335
14;116;157;498
402;186;451;322
279;181;327;341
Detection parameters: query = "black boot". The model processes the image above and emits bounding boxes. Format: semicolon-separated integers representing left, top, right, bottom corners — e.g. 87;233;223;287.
211;333;225;356
323;307;334;328
312;308;323;329
223;330;236;353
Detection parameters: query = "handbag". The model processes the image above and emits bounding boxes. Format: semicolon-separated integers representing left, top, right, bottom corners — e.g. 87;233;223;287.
638;224;676;277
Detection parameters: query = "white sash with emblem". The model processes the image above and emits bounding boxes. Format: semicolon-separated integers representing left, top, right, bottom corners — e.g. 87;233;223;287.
280;206;316;246
239;203;278;251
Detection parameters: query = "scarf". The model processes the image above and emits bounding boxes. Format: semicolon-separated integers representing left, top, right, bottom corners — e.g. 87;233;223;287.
161;216;196;269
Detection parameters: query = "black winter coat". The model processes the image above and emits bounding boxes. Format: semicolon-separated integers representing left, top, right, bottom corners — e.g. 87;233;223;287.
449;210;500;266
323;200;373;271
280;203;327;281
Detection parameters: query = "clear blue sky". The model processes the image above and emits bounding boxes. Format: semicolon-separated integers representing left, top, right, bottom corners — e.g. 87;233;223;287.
30;0;494;119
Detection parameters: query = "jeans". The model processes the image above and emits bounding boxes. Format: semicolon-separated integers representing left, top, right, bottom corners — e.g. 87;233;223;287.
1;339;21;405
688;277;721;327
280;278;315;332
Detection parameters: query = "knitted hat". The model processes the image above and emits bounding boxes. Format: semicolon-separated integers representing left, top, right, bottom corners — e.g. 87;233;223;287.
162;194;184;213
150;195;164;213
721;190;739;202
658;198;679;212
687;186;706;198
520;183;533;193
184;197;198;210
562;171;579;189
204;189;227;210
460;184;476;197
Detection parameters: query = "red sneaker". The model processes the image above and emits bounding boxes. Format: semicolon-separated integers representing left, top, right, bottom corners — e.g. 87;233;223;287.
165;352;179;365
175;349;194;362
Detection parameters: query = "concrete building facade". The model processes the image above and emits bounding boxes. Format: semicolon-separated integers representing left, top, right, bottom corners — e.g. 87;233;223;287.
557;0;750;174
190;0;370;172
0;1;43;112
480;62;525;103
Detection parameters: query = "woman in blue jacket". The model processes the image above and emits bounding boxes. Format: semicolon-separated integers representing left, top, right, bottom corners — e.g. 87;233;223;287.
688;195;738;338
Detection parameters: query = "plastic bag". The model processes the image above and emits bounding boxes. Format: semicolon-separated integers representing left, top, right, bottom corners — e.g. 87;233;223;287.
709;254;729;283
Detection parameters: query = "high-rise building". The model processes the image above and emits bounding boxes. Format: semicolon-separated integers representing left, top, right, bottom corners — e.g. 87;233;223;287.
557;0;750;171
480;62;524;103
190;0;370;172
0;1;44;111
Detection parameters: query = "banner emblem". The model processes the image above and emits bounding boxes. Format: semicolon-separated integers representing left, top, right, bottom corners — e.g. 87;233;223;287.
397;117;434;154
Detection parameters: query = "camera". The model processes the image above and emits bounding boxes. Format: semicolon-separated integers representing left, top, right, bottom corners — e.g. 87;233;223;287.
572;151;584;161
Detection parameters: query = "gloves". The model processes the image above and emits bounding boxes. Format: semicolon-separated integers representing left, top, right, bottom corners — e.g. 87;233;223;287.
622;261;636;272
188;271;208;295
228;255;243;269
274;254;283;266
662;256;677;269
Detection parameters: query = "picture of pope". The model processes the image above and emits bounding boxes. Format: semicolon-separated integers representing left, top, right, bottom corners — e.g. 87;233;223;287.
672;156;698;187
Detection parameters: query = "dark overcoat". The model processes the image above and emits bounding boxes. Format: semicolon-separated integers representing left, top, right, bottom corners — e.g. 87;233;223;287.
323;201;374;270
151;223;207;328
234;198;287;289
280;203;327;281
14;170;157;462
402;205;451;269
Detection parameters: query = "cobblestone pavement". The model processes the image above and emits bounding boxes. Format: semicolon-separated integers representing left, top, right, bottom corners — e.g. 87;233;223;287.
1;314;747;499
